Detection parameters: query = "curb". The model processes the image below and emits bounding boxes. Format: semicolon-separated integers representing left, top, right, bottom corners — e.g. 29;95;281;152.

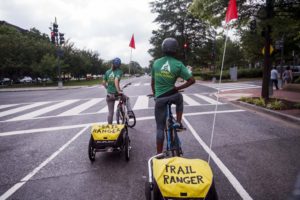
0;86;85;92
231;100;300;124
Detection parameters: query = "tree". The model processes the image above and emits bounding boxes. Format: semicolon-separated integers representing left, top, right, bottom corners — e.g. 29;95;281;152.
190;0;300;100
149;0;213;67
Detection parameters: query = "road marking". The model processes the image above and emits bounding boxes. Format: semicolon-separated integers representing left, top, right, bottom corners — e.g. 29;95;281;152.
194;94;221;105
0;126;90;200
183;117;253;200
133;95;149;110
183;94;200;106
0;102;50;118
7;100;78;121
0;110;243;137
58;98;103;116
144;83;150;86
133;83;140;86
0;104;18;110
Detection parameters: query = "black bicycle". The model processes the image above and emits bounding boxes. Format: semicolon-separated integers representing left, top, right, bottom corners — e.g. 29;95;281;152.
116;83;136;128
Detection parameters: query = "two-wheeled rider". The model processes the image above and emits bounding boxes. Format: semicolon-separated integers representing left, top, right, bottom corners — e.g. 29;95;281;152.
103;57;134;124
151;38;195;154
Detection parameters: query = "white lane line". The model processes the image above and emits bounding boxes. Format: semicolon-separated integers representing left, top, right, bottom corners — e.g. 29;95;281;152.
219;86;261;92
58;98;103;116
7;100;78;121
144;83;150;86
183;94;200;106
0;126;90;200
133;96;149;110
133;83;141;86
194;94;221;105
0;104;18;110
0;102;50;118
0;110;243;137
183;117;253;200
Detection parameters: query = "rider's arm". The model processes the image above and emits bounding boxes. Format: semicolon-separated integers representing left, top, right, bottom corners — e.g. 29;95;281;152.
115;78;122;93
174;77;195;91
151;78;155;95
102;80;107;89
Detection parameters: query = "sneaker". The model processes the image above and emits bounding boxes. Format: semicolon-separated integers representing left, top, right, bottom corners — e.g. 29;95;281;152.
127;111;135;118
177;124;186;132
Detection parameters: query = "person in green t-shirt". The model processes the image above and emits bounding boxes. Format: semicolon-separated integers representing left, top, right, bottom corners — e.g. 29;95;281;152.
151;38;195;154
103;57;133;124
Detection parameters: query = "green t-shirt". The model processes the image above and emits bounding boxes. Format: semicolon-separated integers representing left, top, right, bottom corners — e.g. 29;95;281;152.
151;56;192;97
104;68;123;94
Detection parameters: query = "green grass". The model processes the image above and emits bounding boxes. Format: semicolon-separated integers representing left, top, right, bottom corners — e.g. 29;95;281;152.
0;79;103;88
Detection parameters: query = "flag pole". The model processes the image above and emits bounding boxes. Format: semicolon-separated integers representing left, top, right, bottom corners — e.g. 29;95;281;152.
208;25;229;164
129;48;132;75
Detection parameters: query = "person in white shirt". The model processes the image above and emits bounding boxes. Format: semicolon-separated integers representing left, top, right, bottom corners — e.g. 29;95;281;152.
270;67;279;90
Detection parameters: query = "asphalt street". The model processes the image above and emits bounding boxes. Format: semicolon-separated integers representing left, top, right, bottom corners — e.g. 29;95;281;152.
0;76;299;200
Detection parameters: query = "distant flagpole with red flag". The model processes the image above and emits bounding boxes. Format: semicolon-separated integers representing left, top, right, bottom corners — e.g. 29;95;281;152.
129;34;135;75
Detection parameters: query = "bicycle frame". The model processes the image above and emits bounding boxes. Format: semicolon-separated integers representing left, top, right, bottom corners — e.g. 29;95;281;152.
165;103;181;155
116;95;128;124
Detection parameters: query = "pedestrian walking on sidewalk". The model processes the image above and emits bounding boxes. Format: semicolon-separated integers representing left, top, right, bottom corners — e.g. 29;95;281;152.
271;67;279;90
283;66;293;85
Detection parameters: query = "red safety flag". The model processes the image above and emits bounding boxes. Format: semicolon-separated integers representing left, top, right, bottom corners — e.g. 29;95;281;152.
129;34;135;49
225;0;238;23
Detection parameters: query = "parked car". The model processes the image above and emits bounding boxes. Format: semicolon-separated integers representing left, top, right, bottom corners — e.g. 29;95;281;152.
19;76;33;83
0;78;12;85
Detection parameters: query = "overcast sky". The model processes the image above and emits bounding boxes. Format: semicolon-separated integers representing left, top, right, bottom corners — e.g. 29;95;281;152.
0;0;158;67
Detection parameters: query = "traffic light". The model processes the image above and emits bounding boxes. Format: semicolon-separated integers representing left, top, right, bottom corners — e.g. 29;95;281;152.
184;43;188;49
59;33;65;45
53;23;58;36
50;31;56;44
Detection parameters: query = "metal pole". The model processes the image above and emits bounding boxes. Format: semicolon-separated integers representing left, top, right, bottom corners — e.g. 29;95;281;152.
129;48;132;75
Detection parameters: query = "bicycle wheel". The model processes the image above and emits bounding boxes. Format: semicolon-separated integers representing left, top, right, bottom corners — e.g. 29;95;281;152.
126;111;136;128
205;180;218;200
116;106;125;124
124;134;130;161
144;182;152;200
88;136;96;162
170;128;181;157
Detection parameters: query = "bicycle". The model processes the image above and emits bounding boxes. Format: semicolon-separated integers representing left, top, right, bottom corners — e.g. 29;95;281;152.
116;83;136;128
147;93;183;157
145;93;218;200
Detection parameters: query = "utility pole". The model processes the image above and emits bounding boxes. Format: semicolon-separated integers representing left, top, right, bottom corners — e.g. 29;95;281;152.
261;0;274;100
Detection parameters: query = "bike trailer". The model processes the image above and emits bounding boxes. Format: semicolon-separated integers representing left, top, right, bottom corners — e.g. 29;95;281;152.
90;124;126;149
152;157;213;199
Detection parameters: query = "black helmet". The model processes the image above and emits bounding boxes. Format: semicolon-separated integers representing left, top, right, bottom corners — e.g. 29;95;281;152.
161;38;178;54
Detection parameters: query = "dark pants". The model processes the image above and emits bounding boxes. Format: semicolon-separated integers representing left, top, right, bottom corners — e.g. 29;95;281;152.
271;79;279;90
106;94;132;124
154;93;183;143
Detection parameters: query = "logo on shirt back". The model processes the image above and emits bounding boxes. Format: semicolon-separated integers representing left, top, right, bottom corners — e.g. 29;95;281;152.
161;61;171;72
109;72;115;79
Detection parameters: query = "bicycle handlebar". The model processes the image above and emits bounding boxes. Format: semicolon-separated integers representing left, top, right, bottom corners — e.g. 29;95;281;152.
121;82;132;89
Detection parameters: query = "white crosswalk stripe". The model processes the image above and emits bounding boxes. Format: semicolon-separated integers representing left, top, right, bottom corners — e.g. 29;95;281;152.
0;94;224;122
183;94;200;106
0;104;18;110
194;94;221;105
0;102;50;118
7;100;78;121
200;82;261;92
133;95;149;110
58;98;103;116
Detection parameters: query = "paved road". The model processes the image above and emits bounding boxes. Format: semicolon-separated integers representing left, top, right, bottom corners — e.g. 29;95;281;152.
0;76;299;200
